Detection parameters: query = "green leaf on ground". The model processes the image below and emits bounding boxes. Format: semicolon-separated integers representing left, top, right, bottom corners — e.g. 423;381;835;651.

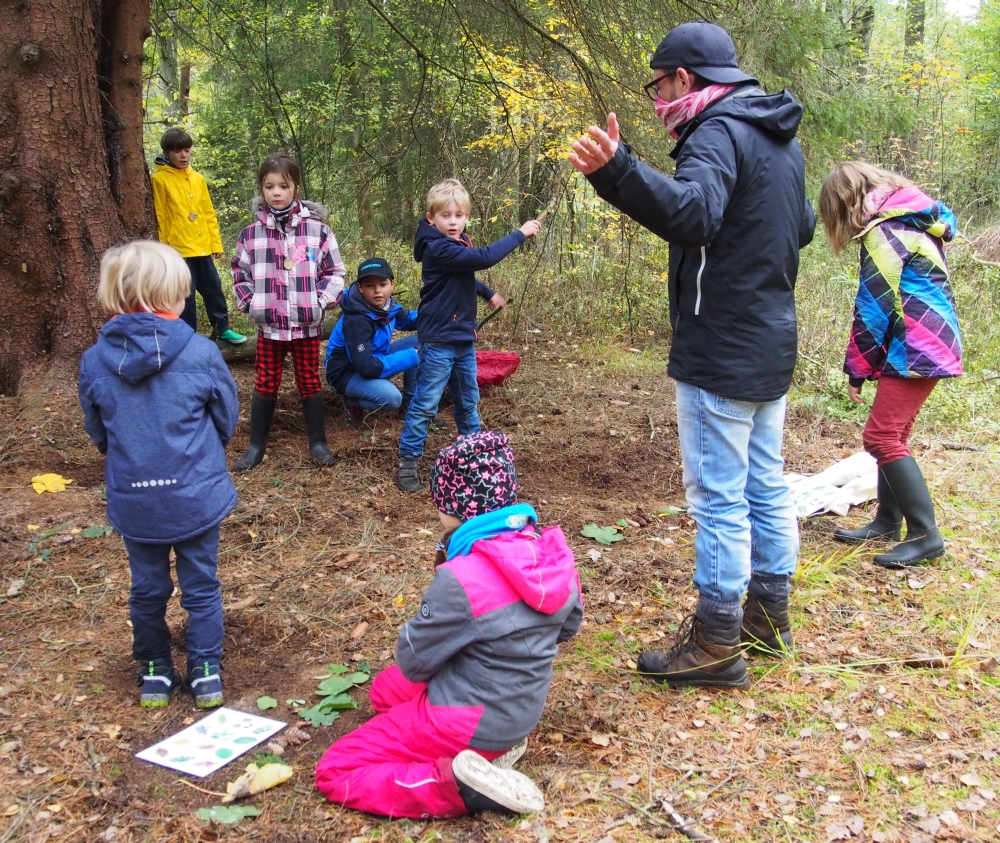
195;805;261;824
656;506;686;518
80;524;113;539
256;696;278;710
581;523;624;545
317;693;358;711
299;705;340;727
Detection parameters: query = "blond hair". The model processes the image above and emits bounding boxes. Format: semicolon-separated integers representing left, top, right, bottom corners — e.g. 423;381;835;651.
426;178;471;216
818;161;914;254
97;241;191;315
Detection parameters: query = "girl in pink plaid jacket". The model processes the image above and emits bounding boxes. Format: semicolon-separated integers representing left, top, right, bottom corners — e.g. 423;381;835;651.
231;155;346;470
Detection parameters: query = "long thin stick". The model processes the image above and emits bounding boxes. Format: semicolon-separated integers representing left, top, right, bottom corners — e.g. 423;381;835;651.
177;779;228;797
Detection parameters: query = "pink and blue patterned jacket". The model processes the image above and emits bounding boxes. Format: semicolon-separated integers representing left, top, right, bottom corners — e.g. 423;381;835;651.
846;187;963;384
232;199;346;341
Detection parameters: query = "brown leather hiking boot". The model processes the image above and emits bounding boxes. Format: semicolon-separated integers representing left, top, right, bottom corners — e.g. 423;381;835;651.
740;594;793;656
637;615;749;689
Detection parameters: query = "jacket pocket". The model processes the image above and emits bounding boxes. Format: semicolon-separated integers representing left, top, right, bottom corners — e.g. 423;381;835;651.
249;292;268;325
694;246;707;316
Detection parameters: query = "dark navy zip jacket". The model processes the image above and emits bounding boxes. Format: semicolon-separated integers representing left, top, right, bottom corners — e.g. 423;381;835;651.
78;313;239;544
412;220;524;344
324;283;419;394
587;87;816;402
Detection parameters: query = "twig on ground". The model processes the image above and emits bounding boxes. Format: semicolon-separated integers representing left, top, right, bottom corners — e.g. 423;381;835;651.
648;411;655;441
658;799;718;842
177;779;228;797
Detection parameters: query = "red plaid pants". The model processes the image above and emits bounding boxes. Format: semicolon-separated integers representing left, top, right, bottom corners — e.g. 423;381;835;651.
254;335;322;399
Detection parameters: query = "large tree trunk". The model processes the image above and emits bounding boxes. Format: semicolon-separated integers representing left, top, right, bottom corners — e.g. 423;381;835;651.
0;0;155;397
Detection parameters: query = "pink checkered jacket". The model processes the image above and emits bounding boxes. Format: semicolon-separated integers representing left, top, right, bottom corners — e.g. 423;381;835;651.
232;199;346;341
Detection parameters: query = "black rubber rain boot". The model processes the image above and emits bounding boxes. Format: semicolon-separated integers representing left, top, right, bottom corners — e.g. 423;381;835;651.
833;465;903;543
233;393;277;472
302;393;335;466
873;456;944;568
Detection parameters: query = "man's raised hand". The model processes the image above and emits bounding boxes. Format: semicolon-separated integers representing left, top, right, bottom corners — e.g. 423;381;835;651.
568;113;621;175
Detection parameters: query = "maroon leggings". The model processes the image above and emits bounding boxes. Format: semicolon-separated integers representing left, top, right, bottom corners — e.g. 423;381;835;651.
253;335;321;399
863;377;938;466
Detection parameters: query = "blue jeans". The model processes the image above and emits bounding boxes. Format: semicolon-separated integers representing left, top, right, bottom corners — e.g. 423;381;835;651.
123;525;223;671
344;335;418;412
674;382;799;623
399;342;480;459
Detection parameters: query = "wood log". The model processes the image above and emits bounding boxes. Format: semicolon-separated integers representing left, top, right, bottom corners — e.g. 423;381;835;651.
215;313;340;364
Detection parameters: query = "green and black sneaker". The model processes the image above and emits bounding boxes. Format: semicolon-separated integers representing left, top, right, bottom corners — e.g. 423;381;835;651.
187;660;224;709
138;659;182;708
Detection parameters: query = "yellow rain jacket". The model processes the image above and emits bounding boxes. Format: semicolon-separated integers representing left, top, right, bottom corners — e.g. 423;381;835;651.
151;155;224;257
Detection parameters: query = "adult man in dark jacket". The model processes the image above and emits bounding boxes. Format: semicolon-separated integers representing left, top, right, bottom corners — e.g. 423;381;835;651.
570;21;815;689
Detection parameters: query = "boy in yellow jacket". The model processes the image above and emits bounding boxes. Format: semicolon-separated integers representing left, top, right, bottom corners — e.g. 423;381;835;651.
151;129;246;344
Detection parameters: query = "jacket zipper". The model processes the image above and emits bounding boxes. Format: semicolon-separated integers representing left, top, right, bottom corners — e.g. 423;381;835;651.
694;246;706;316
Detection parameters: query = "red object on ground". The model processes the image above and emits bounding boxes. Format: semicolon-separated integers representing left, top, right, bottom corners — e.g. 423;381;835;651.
476;350;521;386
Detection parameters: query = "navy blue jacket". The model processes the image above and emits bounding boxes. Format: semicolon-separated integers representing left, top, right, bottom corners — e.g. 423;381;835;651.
324;283;419;394
587;87;816;402
78;313;239;544
412;220;524;343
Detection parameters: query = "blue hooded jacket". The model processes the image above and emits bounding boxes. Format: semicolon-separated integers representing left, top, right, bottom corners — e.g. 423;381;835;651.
78;313;239;544
412;220;523;344
324;282;419;394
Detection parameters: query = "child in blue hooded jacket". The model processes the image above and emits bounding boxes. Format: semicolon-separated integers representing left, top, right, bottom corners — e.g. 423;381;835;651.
397;178;541;492
79;241;239;709
325;257;419;427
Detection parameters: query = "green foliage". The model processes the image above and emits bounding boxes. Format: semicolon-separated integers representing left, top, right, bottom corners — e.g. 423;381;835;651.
80;525;113;539
580;523;624;545
194;805;261;824
297;664;370;728
256;696;278;710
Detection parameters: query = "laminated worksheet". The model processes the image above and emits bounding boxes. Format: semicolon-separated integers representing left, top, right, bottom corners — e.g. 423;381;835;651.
136;707;286;777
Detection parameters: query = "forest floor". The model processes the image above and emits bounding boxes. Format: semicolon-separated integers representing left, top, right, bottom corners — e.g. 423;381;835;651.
1;331;998;843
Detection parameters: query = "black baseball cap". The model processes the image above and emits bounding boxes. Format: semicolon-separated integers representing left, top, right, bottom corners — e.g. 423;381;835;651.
356;257;394;282
650;22;758;86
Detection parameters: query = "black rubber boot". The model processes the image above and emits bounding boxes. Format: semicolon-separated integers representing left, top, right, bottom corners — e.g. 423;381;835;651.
741;593;793;656
873;456;944;568
637;615;749;689
833;465;903;543
233;393;276;472
302;393;335;466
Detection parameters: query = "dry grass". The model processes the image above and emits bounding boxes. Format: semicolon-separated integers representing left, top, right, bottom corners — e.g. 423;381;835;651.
1;330;998;843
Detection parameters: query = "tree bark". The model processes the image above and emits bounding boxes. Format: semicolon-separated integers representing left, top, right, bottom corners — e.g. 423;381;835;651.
0;0;155;397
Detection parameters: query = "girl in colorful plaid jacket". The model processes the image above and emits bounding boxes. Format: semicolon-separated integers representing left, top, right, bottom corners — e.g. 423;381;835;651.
819;161;963;569
231;156;346;470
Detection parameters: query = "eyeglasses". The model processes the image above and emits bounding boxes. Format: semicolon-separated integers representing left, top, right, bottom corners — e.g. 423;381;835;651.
643;72;674;101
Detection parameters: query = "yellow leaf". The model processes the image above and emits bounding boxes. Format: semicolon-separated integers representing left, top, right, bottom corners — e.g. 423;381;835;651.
392;595;405;608
248;528;257;540
27;525;39;531
31;473;73;494
70;528;81;534
3;805;18;817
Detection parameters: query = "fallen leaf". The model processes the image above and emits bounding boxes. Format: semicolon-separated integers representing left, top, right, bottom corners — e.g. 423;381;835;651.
195;805;261;824
31;474;73;494
248;528;257;540
256;696;278;711
938;810;960;828
350;622;368;640
6;580;25;597
960;772;983;787
392;595;404;608
590;734;611;747
101;725;121;741
3;805;18;817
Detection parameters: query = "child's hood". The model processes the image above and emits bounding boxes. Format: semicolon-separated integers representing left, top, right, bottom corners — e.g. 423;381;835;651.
250;196;328;224
94;313;194;385
861;186;956;243
468;526;579;615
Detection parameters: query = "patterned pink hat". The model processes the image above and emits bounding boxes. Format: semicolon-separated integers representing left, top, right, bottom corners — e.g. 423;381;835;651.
430;431;518;520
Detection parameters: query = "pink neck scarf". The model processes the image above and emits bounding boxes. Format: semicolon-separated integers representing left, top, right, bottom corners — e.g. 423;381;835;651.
655;83;739;139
